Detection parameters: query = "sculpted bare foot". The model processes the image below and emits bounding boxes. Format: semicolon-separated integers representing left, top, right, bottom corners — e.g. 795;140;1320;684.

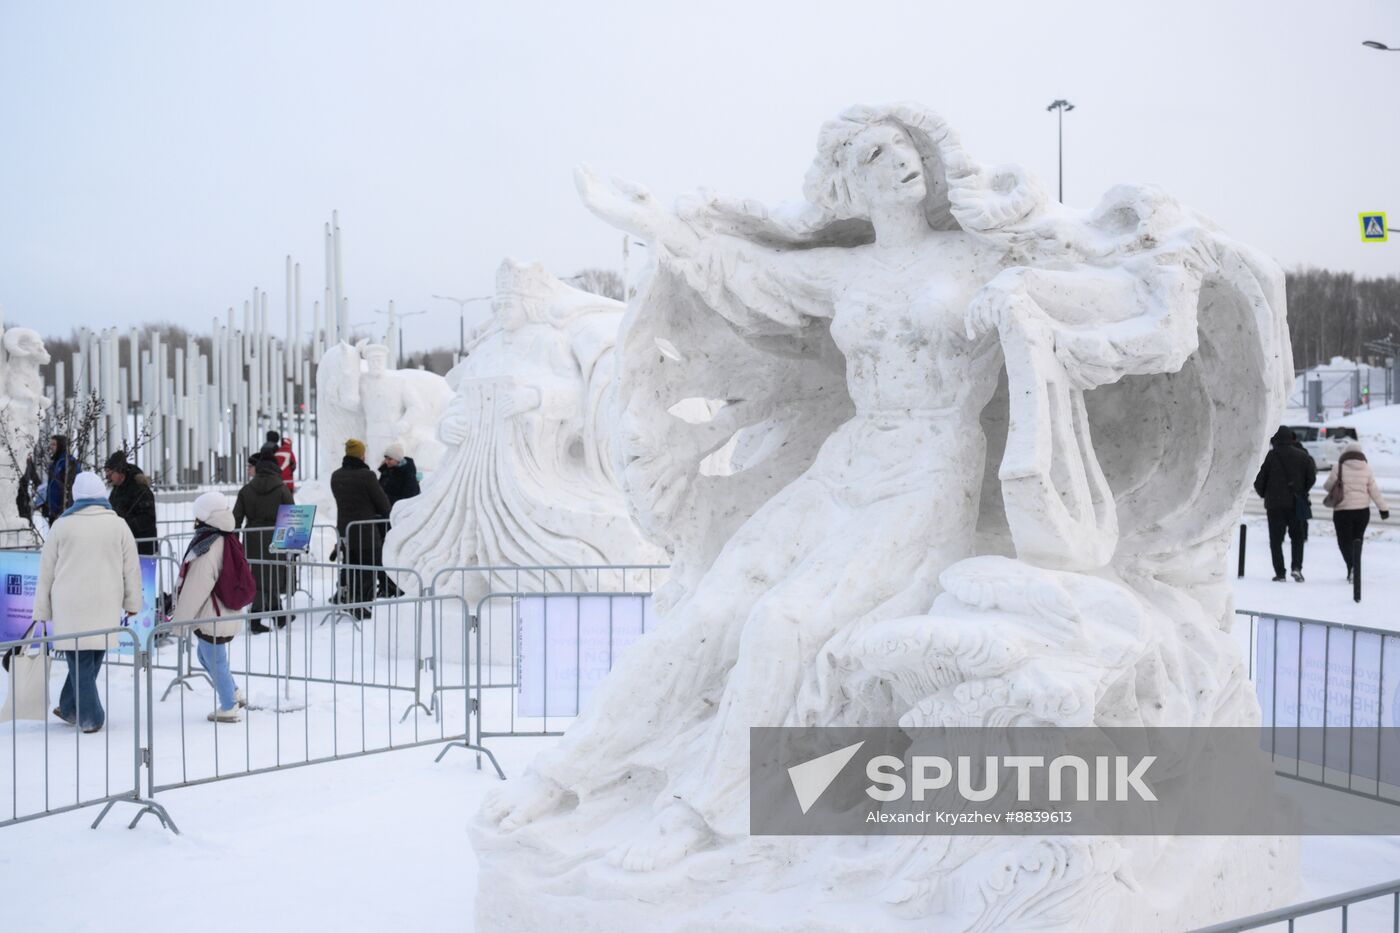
482;773;569;831
607;801;713;872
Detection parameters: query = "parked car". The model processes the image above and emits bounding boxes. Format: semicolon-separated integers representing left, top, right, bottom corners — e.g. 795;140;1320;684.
1287;423;1358;469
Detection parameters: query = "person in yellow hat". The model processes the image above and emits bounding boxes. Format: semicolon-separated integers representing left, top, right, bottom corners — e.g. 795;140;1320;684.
329;438;390;618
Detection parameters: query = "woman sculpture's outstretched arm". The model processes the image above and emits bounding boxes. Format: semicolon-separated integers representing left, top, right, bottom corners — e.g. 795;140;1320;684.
576;167;840;333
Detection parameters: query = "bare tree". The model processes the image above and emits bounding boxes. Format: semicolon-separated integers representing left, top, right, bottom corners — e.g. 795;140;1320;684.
567;268;625;302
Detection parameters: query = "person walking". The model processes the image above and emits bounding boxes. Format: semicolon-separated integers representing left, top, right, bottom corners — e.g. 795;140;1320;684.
1254;426;1318;582
376;443;420;597
1322;442;1391;581
234;451;295;633
331;438;390;618
265;430;298;492
30;472;143;733
104;451;158;556
172;492;254;723
42;435;78;522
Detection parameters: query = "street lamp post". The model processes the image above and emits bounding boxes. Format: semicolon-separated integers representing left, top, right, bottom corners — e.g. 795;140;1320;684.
375;306;427;366
431;293;492;357
1046;99;1076;203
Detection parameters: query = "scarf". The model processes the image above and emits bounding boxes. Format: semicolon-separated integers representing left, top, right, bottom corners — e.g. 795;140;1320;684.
58;498;112;520
177;522;225;592
184;522;223;560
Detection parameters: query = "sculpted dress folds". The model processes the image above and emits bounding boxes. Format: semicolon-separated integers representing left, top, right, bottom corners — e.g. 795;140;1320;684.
383;260;662;594
475;104;1292;932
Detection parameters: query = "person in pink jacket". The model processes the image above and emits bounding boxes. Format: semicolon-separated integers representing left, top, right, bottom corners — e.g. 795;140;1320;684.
1323;442;1391;581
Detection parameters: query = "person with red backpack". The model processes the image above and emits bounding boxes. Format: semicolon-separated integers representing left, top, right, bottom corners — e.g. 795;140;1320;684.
173;491;257;723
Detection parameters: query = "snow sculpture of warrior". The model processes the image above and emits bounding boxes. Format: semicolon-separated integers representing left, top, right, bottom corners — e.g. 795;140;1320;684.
383;259;663;601
313;342;452;476
0;325;51;529
474;103;1295;931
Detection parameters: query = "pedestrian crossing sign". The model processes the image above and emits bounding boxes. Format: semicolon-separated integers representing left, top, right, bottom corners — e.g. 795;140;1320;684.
1360;212;1388;243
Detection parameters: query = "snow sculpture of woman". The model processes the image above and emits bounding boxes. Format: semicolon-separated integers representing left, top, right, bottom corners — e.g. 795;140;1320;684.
475;103;1293;931
382;259;663;601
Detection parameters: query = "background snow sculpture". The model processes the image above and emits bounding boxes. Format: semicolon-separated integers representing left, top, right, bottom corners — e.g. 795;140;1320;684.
382;259;663;616
473;103;1297;932
0;325;52;529
314;341;368;480
312;341;452;477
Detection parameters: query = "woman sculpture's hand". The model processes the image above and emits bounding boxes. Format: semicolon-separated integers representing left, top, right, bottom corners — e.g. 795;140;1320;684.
965;269;1035;340
575;166;700;256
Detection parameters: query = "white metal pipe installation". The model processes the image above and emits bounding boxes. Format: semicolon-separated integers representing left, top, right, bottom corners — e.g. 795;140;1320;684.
38;212;384;486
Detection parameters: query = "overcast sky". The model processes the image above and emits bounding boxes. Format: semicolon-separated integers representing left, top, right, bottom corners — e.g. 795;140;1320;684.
2;0;1398;352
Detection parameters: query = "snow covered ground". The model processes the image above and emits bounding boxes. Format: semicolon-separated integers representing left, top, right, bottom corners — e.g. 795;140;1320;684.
3;499;1400;931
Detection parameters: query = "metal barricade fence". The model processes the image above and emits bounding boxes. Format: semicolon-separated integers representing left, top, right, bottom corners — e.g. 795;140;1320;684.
1191;877;1400;932
1;592;500;835
429;589;657;764
0;623;158;830
0;527;42;551
147;595;499;806
424;563;667;694
1238;609;1400;805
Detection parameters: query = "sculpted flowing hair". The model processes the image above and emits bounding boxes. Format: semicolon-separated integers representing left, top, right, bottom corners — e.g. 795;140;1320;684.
678;102;1048;249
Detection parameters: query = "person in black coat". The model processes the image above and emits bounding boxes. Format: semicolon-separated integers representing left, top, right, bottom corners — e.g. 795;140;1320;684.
330;439;391;616
375;443;420;597
377;443;421;507
104;451;158;555
1253;426;1318;582
234;452;296;632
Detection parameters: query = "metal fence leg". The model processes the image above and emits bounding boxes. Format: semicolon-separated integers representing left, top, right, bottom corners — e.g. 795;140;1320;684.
399;599;433;722
159;633;213;701
91;648;180;835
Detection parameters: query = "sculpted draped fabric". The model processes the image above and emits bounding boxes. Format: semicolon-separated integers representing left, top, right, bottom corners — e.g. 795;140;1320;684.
382;260;662;595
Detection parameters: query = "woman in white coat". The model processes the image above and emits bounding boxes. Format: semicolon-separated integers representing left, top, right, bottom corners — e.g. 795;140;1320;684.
1323;442;1391;580
31;471;143;733
172;492;248;722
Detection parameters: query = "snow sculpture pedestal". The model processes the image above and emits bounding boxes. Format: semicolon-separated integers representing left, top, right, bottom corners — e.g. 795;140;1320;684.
471;103;1298;932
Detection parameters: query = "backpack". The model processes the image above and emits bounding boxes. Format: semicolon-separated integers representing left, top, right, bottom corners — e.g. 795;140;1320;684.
211;532;258;612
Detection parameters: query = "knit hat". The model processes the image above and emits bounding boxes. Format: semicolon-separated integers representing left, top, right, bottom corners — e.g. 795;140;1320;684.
345;438;367;460
384;442;405;461
72;471;108;501
103;450;129;471
193;491;230;524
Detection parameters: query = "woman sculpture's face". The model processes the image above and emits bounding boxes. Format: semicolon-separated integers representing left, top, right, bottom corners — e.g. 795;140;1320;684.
848;124;928;213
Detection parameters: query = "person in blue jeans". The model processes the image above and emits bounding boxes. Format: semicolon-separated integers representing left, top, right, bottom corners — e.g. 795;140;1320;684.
31;471;143;733
172;492;251;722
55;651;106;731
